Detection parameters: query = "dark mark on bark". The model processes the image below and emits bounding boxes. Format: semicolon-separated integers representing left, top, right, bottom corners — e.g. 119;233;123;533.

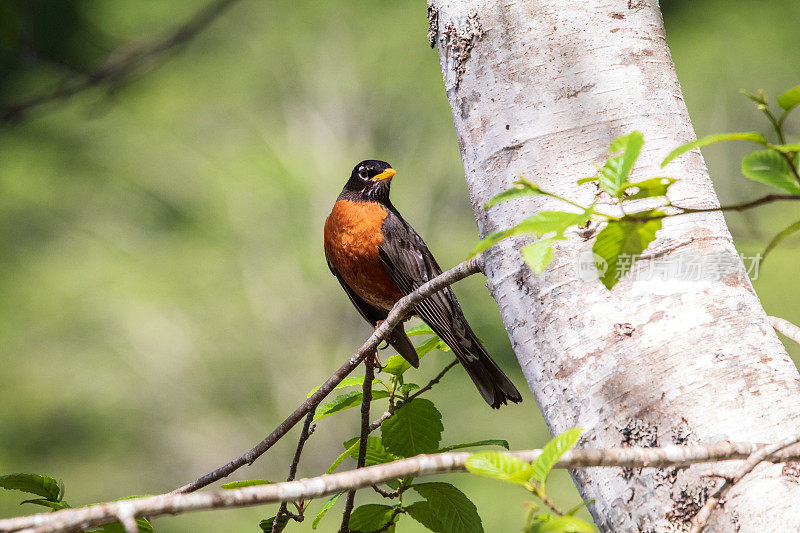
783;462;800;482
610;12;625;19
667;483;712;525
614;323;635;337
427;4;439;48
560;82;597;100
441;9;484;89
620;418;658;479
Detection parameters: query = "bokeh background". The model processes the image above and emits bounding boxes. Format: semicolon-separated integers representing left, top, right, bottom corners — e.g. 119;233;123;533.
1;1;798;531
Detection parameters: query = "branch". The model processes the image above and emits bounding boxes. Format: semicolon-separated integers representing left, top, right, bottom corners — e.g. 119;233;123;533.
272;410;316;532
340;364;375;532
690;431;800;532
623;194;800;222
6;440;800;533
770;316;800;346
171;256;484;494
0;0;242;123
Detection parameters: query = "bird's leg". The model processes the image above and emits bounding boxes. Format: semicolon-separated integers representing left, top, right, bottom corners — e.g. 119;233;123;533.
368;320;388;368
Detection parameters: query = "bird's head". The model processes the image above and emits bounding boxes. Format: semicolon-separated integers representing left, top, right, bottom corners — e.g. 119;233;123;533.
342;159;396;203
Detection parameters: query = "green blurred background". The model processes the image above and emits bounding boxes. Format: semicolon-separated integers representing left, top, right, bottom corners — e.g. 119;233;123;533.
0;1;798;531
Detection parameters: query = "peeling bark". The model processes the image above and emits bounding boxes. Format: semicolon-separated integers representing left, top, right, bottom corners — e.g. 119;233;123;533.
430;1;800;531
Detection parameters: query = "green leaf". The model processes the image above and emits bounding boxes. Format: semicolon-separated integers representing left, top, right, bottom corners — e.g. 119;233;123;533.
406;323;436;336
465;451;534;487
576;176;599;185
598;131;644;196
769;141;800;153
327;440;361;474
437;439;510;453
313;389;390;421
484;181;544;208
592;216;662;289
740;88;767;106
306;376;364;398
99;518;153;533
531;428;583;488
349;504;398;533
522;239;555;274
406;501;445;532
741;150;800;194
471;210;589;257
661;132;768;167
220;479;272;489
778;85;800;112
0;474;61;501
762;219;800;263
412;482;483;533
619;177;677;201
19;499;70;511
381;398;443;457
399;383;420;394
383;336;448;376
343;437;400;466
312;492;343;529
260;514;290;532
529;515;594;533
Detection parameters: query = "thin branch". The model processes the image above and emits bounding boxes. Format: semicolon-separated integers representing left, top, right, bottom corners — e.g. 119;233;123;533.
340;364;374;532
690;431;800;532
769;316;800;346
272;410;316;532
171;256;483;494
365;507;403;533
622;194;800;222
371;485;406;499
7;440;800;533
1;0;242;123
368;359;459;433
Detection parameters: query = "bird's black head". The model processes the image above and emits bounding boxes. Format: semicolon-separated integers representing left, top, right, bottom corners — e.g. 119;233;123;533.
340;159;396;203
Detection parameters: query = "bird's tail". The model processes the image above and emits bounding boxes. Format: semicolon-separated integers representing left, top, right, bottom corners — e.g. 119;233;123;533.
388;323;419;368
454;337;523;409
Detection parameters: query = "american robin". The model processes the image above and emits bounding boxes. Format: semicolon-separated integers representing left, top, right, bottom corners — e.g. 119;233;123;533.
324;160;522;408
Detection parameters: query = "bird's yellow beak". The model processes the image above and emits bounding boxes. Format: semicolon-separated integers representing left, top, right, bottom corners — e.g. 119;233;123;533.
371;168;397;181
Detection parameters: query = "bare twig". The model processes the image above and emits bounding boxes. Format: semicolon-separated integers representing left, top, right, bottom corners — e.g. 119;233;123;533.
368;359;459;433
1;0;242;123
171;256;483;494
7;440;800;533
366;506;403;533
689;432;800;532
623;194;800;222
770;316;800;346
272;410;316;532
371;485;406;499
340;364;375;532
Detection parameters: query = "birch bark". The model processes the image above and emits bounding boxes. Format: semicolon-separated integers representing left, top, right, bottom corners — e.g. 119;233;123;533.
429;1;800;531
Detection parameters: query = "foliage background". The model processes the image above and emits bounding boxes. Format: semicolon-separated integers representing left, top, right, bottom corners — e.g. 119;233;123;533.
0;0;798;530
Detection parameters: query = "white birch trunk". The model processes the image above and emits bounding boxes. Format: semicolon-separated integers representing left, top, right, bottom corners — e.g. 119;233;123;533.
429;1;800;531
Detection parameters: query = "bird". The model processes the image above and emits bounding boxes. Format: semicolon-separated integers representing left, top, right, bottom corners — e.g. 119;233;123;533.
323;159;523;408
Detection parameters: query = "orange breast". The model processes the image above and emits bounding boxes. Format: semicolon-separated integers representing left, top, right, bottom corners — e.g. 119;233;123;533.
324;199;404;311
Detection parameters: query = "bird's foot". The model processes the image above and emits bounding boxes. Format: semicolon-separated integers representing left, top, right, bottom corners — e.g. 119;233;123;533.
365;349;384;370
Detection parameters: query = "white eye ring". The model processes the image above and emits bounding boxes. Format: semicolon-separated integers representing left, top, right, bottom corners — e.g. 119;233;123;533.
358;167;368;180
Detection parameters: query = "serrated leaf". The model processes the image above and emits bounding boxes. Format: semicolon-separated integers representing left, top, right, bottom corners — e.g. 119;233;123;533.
529;515;594;533
413;482;483;533
769;141;800;153
343;437;399;466
762;219;800;263
406;324;436;336
522;239;555;274
19;499;70;511
531;428;583;488
438;439;510;452
619;177;677;201
383;336;448;376
220;479;272;489
778;85;800;112
661;132;768;167
471;210;589;257
260;514;290;532
406;501;445;532
312;492;343;529
592;215;662;289
741;150;800;194
313;389;390;421
598;131;644;196
0;474;61;501
465;452;534;487
349;504;398;533
381;398;443;457
484;182;544;208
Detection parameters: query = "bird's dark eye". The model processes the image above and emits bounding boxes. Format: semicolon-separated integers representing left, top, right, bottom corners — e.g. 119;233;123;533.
358;167;368;180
